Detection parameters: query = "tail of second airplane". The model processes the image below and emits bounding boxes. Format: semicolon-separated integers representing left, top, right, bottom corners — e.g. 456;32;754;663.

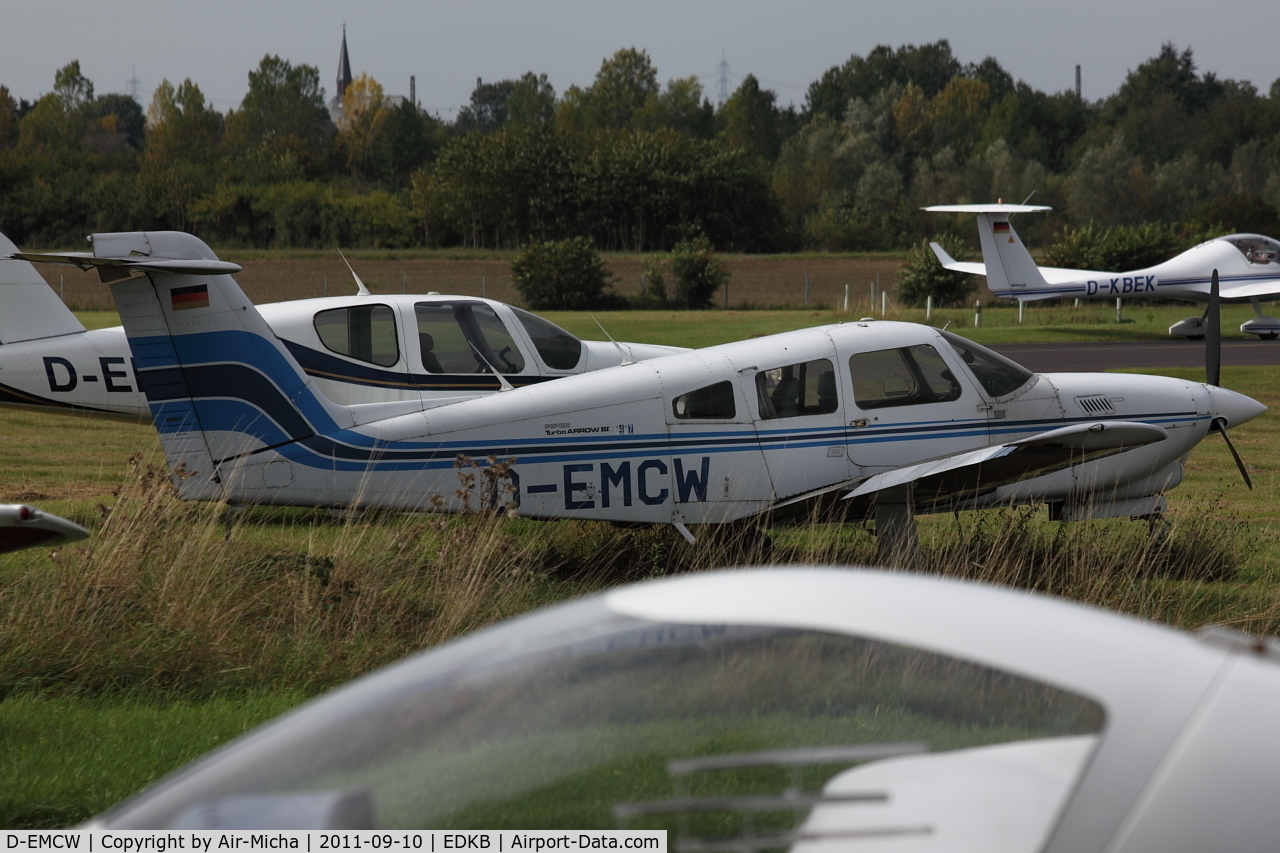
925;204;1058;301
0;231;86;343
19;230;358;500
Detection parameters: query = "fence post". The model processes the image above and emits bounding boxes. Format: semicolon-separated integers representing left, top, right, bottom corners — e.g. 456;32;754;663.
324;274;328;298
1018;300;1025;324
1115;297;1122;323
724;281;729;309
843;284;849;313
926;295;932;321
974;299;982;328
881;290;887;317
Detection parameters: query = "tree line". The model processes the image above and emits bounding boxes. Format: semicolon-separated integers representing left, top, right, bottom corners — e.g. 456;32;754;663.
2;42;1280;251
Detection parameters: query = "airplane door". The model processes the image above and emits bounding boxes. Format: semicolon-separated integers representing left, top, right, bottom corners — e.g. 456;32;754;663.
744;336;852;503
661;353;774;521
844;342;987;470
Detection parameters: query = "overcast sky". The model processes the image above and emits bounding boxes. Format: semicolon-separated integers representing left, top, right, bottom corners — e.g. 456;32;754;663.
4;0;1277;118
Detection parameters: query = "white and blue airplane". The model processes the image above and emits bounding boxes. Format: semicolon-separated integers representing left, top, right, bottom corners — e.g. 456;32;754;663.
0;230;681;422
927;203;1280;340
10;230;1266;548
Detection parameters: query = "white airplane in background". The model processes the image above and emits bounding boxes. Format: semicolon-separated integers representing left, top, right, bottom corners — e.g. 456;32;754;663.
11;230;1266;552
926;203;1280;340
0;230;682;422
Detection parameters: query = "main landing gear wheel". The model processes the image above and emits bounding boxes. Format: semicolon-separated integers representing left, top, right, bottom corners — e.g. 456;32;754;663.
1142;512;1171;546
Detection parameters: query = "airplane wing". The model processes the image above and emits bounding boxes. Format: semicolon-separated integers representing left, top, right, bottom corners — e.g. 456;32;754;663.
847;421;1167;511
760;420;1166;523
1220;279;1280;300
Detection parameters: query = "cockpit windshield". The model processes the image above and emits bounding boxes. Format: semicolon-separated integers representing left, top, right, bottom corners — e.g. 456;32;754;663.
510;307;583;371
1222;234;1280;265
939;330;1034;398
98;598;1104;836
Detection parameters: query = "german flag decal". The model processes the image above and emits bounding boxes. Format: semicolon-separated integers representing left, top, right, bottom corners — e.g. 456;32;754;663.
992;222;1010;233
171;284;210;311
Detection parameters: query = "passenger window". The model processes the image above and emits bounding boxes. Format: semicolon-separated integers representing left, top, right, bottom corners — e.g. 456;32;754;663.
510;307;583;370
313;305;399;367
414;302;526;375
849;345;962;410
673;381;736;419
755;359;838;420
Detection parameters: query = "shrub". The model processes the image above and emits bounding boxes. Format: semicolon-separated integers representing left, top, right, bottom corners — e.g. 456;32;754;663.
896;232;975;307
510;237;616;310
630;256;670;308
669;237;729;309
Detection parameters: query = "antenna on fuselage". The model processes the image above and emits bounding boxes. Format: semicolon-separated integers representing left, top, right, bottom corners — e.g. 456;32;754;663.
336;248;371;296
591;314;634;365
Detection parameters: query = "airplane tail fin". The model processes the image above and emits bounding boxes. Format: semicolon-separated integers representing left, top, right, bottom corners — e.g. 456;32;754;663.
78;231;354;499
0;231;86;343
924;204;1052;301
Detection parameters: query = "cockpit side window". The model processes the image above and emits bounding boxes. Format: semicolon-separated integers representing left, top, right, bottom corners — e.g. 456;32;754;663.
470;304;526;374
510;307;583;371
673;381;736;420
415;302;526;375
313;305;400;367
849;345;961;410
939;330;1032;399
755;359;838;420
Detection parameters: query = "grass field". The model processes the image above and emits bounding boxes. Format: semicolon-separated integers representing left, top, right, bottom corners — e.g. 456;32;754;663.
0;307;1277;827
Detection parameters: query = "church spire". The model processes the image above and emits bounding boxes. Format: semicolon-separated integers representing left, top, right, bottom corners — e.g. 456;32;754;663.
336;25;353;98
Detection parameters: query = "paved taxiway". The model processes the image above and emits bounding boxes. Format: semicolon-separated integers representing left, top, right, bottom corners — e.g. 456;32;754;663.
988;340;1280;373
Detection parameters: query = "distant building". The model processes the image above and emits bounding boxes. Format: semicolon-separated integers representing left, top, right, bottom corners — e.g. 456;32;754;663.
326;26;354;126
327;27;409;127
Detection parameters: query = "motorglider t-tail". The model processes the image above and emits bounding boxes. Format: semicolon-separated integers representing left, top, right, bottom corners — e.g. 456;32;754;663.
925;204;1059;301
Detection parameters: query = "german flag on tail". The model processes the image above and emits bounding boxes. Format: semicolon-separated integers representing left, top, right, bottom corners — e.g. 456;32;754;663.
171;284;209;311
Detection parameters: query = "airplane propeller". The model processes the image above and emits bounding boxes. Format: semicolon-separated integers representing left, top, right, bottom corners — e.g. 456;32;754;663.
1205;268;1253;490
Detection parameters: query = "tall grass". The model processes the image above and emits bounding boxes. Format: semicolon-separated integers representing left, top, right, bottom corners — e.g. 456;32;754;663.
0;456;1268;700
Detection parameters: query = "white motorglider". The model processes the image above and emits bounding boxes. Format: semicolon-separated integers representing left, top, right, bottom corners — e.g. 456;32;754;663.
10;230;1266;549
0;229;682;421
926;203;1280;340
0;503;88;553
88;566;1280;852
